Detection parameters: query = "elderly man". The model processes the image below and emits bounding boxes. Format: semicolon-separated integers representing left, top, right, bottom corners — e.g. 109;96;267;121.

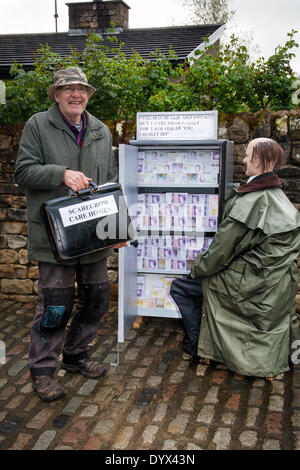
171;137;300;379
14;67;125;402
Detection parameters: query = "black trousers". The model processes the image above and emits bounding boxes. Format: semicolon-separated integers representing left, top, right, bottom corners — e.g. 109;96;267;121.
170;276;203;357
29;258;110;377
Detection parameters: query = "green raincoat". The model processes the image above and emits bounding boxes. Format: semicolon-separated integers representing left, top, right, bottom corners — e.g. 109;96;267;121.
14;105;118;265
191;174;300;377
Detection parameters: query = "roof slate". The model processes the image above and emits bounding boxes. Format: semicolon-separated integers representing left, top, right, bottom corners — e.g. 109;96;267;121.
0;24;222;79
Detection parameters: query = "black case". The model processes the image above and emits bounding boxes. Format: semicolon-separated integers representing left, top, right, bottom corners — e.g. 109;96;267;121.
41;182;133;261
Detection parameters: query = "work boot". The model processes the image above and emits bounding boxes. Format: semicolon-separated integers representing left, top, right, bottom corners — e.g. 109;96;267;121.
31;375;66;402
61;357;107;379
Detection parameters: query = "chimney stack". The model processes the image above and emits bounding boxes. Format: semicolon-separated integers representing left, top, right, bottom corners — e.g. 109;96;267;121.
67;0;130;35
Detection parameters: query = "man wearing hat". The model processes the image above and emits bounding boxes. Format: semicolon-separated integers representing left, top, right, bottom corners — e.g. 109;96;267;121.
14;67;125;402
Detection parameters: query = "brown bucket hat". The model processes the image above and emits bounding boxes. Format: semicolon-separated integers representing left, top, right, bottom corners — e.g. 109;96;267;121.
47;67;96;101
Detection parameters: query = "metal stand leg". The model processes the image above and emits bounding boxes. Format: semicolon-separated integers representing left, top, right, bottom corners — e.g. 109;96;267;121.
110;341;120;367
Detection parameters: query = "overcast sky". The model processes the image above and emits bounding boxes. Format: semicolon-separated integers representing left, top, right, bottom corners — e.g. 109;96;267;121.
1;0;299;73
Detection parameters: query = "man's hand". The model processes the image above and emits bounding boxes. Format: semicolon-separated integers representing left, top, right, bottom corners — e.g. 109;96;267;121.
114;242;129;249
63;169;92;192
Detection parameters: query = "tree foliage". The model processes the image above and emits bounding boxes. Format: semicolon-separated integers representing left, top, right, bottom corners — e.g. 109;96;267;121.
0;29;298;124
184;0;235;24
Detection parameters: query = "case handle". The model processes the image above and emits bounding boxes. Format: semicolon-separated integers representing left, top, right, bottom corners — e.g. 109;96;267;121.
67;181;98;198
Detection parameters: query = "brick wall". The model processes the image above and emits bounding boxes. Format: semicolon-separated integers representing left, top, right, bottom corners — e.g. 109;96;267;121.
0;109;300;313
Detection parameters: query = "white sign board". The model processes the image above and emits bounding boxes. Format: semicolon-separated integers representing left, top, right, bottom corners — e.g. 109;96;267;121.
136;111;218;141
59;195;118;227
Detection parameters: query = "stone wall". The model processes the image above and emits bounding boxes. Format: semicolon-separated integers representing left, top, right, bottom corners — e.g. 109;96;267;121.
0;109;300;313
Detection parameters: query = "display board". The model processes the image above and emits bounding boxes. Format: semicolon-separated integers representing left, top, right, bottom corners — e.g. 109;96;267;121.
118;139;234;343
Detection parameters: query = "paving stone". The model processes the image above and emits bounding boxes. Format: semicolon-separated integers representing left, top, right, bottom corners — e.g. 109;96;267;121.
7;360;27;376
134;388;156;407
187;442;202;450
61;431;80;444
82;436;103;450
32;430;56;450
118;390;132;401
239;430;258;448
80;405;98;417
196;364;208;376
154;337;165;346
162;350;178;363
262;439;281;450
265;412;283;435
126;407;143;424
0;379;7;389
181;396;196;411
271;381;285;396
52;414;70;429
0;415;24;434
147;376;162;388
156;363;168;374
249;388;264;406
142;424;159;444
212;427;231;450
26;409;53;430
162;384;178;402
291;409;300;428
141;357;153;366
212;370;228;384
168;414;190;434
93;419;114;436
269;395;284;412
20;383;33;393
293;431;300;450
7;345;25;355
197;405;215;424
132;367;147;378
221;412;236;425
112;426;134;449
0;412;7;423
5;394;25;409
292;388;300;408
152;403;168;422
124;348;140;360
245;407;260;427
162;439;177;450
94;386;114;403
8;432;32;450
169;372;185;384
204;386;219;404
187;378;203;393
293;370;300;387
225;393;241;410
77;379;98;395
24;396;39;412
135;337;150;347
0;385;16;400
62;397;84;414
54;445;73;450
194;426;209;442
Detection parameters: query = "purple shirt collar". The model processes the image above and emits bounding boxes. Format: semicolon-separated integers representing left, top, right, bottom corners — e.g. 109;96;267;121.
58;106;87;146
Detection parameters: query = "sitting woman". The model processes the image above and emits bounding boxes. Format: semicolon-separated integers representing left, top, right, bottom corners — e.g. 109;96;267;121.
171;137;300;379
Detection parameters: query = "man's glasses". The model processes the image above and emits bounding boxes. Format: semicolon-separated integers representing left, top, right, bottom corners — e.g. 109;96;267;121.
61;86;88;94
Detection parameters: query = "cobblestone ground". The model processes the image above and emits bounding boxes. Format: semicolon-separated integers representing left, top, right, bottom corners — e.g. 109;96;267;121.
0;299;300;452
